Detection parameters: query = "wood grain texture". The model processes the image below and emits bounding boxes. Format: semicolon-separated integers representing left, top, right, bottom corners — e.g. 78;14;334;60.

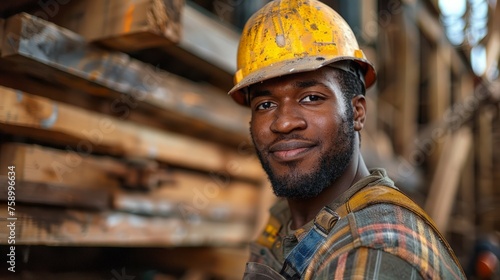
0;12;250;144
50;0;184;50
0;86;264;181
0;202;253;246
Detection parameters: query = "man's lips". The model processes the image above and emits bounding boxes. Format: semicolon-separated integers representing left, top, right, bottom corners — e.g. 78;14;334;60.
268;140;316;161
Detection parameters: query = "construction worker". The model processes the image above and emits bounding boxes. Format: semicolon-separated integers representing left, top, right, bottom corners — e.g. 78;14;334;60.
228;0;467;279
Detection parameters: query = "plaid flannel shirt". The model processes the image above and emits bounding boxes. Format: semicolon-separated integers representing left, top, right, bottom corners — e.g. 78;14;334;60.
248;169;466;279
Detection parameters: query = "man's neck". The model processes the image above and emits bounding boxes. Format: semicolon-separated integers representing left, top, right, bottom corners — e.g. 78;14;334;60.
287;146;369;230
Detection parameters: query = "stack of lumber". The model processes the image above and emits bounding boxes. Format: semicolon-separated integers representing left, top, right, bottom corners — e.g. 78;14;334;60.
49;0;238;91
0;2;266;251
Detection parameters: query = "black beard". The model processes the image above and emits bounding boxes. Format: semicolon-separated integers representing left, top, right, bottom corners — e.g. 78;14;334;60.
252;116;355;200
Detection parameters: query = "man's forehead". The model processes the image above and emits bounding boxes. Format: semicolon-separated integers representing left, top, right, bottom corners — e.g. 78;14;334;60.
248;67;340;92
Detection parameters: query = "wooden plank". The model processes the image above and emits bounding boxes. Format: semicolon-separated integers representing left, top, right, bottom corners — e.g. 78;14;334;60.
0;86;264;181
113;169;260;222
394;10;419;158
424;126;472;231
458;73;474;103
51;0;240;91
0;60;246;148
176;3;239;74
426;44;451;172
0;143;126;189
428;44;451;121
0;142;261;222
485;0;500;81
50;0;184;51
0;12;249;143
0;203;253;246
51;0;238;73
0;176;110;210
448;141;476;253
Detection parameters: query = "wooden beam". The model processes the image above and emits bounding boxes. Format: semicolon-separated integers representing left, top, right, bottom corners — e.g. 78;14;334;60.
0;13;249;145
0;62;246;148
50;1;238;90
0;176;110;210
176;3;239;74
454;140;475;250
0;142;261;224
457;73;474;103
0;143;125;190
428;44;451;123
0;85;263;182
424;126;472;232
52;1;238;73
0;203;253;246
394;10;420;158
50;0;183;51
426;44;451;172
114;168;260;222
485;0;500;81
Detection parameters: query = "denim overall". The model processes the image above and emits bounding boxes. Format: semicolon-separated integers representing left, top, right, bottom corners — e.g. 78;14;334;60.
243;185;465;279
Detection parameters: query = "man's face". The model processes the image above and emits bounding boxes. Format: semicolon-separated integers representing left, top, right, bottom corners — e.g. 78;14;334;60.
249;67;355;199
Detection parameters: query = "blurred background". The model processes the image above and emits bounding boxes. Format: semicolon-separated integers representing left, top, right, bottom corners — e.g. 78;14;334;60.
0;0;498;279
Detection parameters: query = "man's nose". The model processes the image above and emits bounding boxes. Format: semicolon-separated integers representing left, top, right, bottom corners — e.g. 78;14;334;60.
270;103;307;134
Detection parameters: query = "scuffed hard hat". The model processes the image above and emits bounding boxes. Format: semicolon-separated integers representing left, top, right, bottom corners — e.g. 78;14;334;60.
229;0;376;106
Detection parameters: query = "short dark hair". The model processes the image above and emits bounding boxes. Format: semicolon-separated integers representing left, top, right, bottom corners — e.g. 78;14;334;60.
334;67;366;145
335;67;366;106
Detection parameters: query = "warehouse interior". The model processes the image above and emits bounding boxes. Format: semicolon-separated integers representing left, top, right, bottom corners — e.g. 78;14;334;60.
0;0;499;279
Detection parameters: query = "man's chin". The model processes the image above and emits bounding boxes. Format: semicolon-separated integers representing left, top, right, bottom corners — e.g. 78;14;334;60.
271;185;324;200
268;173;325;199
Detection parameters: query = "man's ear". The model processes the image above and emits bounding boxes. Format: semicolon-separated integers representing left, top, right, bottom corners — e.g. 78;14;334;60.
352;95;366;131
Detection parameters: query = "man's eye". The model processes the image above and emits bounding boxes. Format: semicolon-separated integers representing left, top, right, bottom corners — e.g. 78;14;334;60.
256;102;275;110
301;95;322;102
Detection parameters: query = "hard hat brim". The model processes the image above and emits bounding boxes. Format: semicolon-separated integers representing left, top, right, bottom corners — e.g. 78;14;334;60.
228;56;376;106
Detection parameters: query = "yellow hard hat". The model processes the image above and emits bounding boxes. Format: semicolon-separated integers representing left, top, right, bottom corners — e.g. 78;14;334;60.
229;0;376;105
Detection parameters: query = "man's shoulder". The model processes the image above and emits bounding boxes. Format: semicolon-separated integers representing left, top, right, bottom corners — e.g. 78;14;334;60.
349;202;438;248
312;202;465;279
319;201;431;257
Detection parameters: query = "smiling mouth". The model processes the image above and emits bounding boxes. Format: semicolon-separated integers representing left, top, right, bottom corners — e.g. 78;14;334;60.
273;147;310;160
269;140;316;162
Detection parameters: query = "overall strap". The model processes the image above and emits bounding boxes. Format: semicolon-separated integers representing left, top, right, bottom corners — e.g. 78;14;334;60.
280;185;464;279
280;206;340;279
339;185;465;276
